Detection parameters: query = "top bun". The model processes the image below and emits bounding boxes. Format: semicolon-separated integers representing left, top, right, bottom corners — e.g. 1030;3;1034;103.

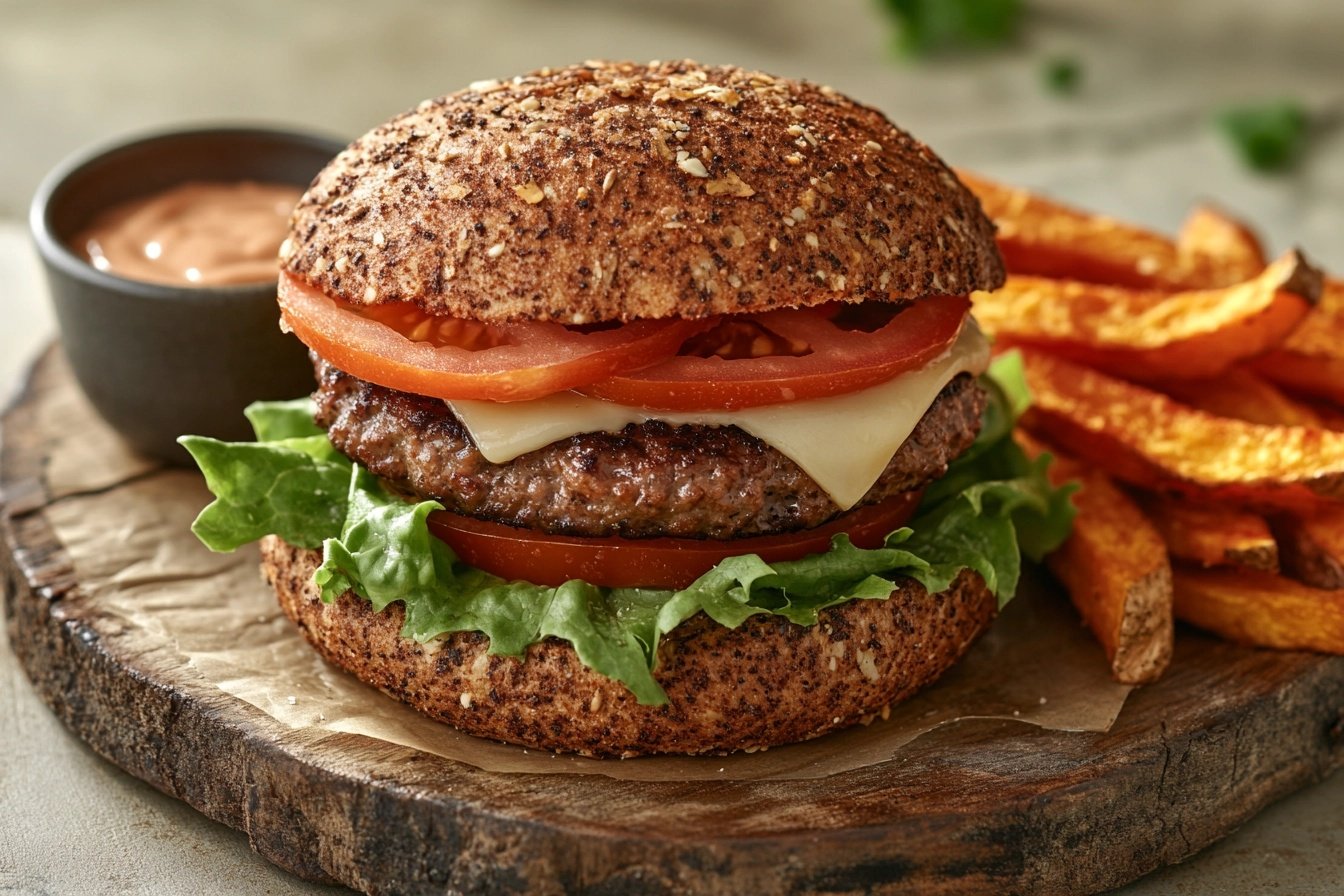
281;60;1004;324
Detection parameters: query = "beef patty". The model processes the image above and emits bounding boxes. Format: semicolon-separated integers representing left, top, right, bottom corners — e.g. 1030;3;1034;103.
313;358;986;539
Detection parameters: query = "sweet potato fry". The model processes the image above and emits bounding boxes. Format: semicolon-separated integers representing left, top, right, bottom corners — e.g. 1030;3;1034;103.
1018;349;1344;508
959;171;1264;289
1270;506;1344;590
971;250;1322;381
1135;493;1278;572
1157;368;1323;428
957;170;1190;288
1250;279;1344;406
1017;434;1173;684
1174;204;1267;287
1173;566;1344;653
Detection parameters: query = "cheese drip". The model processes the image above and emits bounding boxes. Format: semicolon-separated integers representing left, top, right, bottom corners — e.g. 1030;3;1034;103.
447;321;991;510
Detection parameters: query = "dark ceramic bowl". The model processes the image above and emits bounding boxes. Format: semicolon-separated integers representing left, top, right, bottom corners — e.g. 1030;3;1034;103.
29;126;346;465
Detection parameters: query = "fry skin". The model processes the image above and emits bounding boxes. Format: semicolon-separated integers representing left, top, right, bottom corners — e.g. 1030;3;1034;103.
971;250;1321;381
1158;368;1323;429
1174;566;1344;653
1174;204;1267;287
1018;349;1344;508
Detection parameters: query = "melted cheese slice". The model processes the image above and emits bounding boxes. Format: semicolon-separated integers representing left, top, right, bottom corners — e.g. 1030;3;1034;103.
447;322;990;510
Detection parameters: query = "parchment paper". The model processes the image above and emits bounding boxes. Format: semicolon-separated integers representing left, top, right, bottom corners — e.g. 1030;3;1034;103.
38;361;1133;782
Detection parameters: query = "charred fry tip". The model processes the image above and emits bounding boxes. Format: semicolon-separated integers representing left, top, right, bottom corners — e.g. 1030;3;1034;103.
1276;248;1324;305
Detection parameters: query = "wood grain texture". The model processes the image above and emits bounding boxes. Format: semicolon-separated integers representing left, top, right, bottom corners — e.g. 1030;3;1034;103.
4;345;1344;896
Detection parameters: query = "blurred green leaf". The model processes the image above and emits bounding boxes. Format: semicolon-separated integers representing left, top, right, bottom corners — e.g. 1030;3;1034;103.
1217;101;1309;172
880;0;1023;56
1042;56;1082;95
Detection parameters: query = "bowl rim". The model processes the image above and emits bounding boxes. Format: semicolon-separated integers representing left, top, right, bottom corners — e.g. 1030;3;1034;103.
29;123;346;302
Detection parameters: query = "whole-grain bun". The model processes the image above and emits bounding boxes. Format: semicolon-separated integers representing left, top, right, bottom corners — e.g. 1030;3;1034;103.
262;536;995;758
281;60;1004;324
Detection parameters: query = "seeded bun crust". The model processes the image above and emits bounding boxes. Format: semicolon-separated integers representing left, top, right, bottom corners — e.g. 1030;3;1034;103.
262;536;994;757
281;60;1004;324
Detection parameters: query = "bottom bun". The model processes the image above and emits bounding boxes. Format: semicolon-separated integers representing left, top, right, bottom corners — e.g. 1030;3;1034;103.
262;536;995;757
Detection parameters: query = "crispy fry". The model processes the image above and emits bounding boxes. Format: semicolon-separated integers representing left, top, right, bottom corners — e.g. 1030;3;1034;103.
972;250;1321;380
957;170;1189;288
1250;279;1344;405
1157;368;1323;428
1018;349;1344;508
1173;566;1344;653
958;171;1266;289
1018;433;1173;684
1135;493;1278;572
1174;204;1267;287
1270;506;1344;590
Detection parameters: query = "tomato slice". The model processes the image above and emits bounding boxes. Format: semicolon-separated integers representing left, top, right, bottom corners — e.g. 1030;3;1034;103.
578;294;971;411
426;491;924;590
276;273;712;402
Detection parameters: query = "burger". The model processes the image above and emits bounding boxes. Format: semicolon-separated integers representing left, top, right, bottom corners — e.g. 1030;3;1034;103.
182;61;1072;758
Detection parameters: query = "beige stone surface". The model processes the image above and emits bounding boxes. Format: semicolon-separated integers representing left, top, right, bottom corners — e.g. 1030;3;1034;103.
2;0;1343;893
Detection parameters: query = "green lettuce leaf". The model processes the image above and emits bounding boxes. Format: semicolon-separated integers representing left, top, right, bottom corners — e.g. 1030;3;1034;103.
183;361;1073;705
244;398;326;442
178;433;349;552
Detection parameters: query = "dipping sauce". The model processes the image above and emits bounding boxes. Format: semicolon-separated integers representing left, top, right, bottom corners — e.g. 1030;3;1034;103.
71;181;303;286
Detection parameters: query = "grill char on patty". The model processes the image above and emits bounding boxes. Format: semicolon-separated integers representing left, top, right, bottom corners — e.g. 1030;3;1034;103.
312;358;987;540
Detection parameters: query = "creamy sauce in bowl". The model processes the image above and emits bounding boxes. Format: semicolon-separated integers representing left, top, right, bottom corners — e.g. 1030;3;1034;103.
71;181;303;287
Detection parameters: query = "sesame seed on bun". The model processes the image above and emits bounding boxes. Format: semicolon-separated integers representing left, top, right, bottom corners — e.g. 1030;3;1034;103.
282;60;1004;324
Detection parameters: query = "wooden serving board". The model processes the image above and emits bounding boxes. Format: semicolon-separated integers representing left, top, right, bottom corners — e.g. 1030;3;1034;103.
4;345;1344;896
